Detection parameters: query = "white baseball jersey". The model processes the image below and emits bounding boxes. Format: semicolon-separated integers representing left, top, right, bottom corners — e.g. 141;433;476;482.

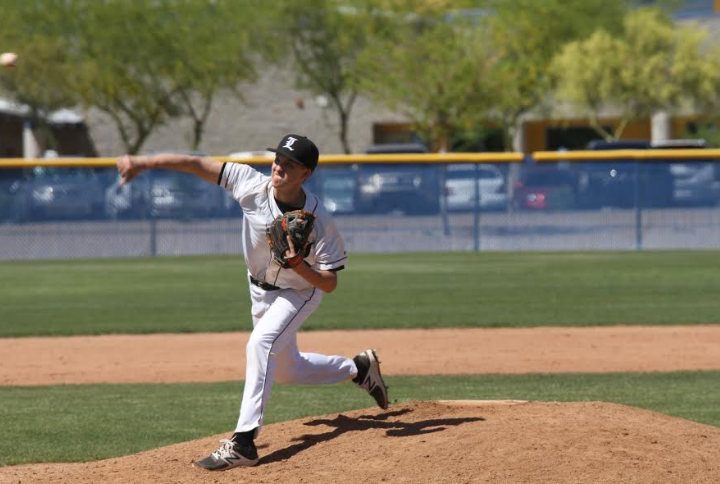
218;162;348;289
217;161;356;436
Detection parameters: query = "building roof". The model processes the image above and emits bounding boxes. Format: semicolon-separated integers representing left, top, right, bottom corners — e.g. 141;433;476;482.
0;98;84;124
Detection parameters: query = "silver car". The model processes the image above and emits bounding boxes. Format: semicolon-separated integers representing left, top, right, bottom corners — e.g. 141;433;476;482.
10;166;105;222
105;170;228;219
442;164;508;211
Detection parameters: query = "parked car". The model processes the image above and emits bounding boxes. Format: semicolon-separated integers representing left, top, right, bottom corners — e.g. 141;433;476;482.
651;140;719;207
442;164;508;211
0;168;23;222
317;167;359;214
576;140;674;208
585;140;650;150
106;151;230;219
578;139;717;208
513;167;577;211
106;170;232;219
357;143;441;214
9;166;106;222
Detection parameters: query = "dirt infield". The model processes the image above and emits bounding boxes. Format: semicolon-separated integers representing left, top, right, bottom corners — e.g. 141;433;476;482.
2;325;720;483
2;325;720;385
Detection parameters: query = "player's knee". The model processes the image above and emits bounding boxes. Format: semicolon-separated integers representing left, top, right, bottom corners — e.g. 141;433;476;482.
246;332;273;354
273;368;297;384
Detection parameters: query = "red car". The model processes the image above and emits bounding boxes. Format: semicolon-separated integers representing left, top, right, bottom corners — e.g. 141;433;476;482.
513;168;577;210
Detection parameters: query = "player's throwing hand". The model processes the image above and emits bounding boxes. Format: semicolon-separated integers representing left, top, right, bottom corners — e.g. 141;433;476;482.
116;155;142;185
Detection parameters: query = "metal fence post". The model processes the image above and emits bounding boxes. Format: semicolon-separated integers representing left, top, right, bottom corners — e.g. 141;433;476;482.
148;174;157;257
149;218;157;257
440;164;451;237
634;161;643;250
473;163;481;251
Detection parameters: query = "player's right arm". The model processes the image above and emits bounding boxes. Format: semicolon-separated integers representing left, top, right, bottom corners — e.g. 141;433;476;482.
116;154;222;186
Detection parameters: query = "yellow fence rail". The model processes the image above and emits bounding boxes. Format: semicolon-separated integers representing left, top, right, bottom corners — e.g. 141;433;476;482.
533;149;720;161
0;152;525;169
1;149;719;169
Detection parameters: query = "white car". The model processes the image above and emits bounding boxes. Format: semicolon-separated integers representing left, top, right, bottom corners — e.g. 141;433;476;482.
442;164;508;211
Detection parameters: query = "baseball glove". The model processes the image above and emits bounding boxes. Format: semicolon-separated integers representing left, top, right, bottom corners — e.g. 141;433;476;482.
266;210;316;269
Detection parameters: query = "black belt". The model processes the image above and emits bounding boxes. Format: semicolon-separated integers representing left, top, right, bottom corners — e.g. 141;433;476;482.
249;275;281;291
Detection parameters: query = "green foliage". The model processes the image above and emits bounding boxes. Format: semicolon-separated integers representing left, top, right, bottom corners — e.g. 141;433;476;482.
552;30;629;139
276;0;388;153
358;7;497;151
482;0;627;148
356;0;627;151
0;0;273;154
680;122;720;147
150;0;269;150
0;0;84;151
552;7;720;140
72;0;191;154
1;371;719;465
0;37;79;116
1;251;720;337
1;0;713;156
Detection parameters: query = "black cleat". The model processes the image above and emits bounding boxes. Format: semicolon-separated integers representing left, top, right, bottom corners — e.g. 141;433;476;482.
193;439;259;471
353;349;389;410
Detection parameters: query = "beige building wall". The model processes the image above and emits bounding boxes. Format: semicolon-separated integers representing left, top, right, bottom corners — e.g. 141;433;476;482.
81;14;720;156
86;65;408;157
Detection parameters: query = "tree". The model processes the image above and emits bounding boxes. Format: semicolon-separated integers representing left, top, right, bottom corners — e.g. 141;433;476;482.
351;0;626;152
0;1;83;153
551;8;718;140
277;0;387;154
484;0;627;150
550;31;628;140
358;8;498;152
76;0;275;154
156;0;272;151
68;0;183;154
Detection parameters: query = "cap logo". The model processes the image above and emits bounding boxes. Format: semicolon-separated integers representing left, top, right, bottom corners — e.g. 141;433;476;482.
282;136;298;151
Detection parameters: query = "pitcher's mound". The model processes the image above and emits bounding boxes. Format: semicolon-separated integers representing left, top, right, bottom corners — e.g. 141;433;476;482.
3;400;720;484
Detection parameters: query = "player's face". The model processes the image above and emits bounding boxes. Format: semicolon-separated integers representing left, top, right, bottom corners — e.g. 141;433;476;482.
271;155;311;189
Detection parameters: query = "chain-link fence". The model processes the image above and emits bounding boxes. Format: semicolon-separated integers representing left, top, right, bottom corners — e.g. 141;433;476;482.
0;153;719;260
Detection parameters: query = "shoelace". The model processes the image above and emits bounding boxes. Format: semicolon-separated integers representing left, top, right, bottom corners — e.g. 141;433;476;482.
211;439;236;459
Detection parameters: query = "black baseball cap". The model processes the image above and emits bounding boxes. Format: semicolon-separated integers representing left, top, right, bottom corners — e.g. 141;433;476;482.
268;134;319;171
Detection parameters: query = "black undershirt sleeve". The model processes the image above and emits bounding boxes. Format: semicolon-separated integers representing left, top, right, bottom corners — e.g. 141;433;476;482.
217;162;227;185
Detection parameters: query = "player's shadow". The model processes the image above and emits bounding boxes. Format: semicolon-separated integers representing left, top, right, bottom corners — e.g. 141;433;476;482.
258;408;484;465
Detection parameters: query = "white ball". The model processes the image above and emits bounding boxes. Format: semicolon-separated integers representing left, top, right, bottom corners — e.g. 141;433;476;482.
1;52;18;68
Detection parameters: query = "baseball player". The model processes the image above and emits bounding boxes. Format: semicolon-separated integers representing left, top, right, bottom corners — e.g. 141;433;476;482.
116;134;388;471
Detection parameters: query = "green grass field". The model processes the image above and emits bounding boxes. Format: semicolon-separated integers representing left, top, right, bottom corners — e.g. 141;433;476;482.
1;251;720;336
1;371;720;466
1;251;719;467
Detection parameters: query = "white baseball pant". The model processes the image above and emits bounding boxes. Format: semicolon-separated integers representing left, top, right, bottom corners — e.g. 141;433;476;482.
235;281;357;436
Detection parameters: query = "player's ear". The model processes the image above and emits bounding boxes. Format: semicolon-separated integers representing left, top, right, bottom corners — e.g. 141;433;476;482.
301;168;312;183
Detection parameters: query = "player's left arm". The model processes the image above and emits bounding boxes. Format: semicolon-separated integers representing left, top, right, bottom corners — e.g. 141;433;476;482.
284;235;338;293
292;262;338;293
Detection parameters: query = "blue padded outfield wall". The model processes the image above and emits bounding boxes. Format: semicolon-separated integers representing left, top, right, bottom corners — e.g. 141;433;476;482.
0;151;719;260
